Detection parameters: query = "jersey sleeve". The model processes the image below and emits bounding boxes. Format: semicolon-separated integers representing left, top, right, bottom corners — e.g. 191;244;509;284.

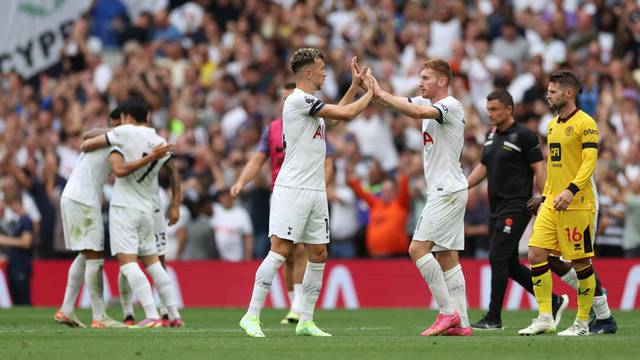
106;126;128;155
522;129;543;164
567;117;599;195
292;92;325;116
257;125;270;157
432;97;462;125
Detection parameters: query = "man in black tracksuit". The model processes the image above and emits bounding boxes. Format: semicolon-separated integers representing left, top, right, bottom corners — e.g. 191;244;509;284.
467;90;568;329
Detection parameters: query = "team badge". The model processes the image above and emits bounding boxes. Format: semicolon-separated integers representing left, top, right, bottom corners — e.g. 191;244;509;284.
504;218;513;234
564;126;574;136
508;133;518;142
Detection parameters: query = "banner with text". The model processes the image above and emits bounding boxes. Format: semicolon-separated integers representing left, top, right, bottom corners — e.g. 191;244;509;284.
1;259;640;309
0;0;92;78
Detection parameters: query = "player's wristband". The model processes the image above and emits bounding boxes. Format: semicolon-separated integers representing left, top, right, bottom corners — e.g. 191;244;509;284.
566;183;580;195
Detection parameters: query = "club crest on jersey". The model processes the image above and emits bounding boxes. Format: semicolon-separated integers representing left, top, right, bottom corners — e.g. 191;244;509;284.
508;133;518;142
564;126;574;136
313;124;325;139
504;218;513;233
304;96;315;105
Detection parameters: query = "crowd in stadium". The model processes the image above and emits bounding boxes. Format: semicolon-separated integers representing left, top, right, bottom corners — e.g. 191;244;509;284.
1;0;640;264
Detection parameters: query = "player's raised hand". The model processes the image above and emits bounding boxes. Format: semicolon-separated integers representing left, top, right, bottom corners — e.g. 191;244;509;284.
230;181;244;198
351;56;364;88
150;143;175;160
167;204;180;226
363;68;375;92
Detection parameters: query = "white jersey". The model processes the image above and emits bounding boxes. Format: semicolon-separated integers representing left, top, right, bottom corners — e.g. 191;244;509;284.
275;88;327;191
106;124;171;213
410;95;468;193
61;147;112;208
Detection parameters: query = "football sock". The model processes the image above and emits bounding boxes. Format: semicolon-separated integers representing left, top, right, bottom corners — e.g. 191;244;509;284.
416;253;454;315
146;262;180;320
292;283;303;314
592;295;611;320
247;251;286;317
531;261;553;316
118;269;134;317
444;264;469;327
120;263;159;319
85;259;107;320
576;265;596;321
61;253;85;315
300;262;325;322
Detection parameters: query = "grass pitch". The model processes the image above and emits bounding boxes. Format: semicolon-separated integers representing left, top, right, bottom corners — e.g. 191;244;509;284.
0;308;636;360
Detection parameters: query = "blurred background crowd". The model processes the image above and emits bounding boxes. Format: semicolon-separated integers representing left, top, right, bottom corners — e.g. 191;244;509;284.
1;0;640;264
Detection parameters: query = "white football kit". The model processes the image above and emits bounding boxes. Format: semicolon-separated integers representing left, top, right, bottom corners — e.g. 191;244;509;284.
106;124;171;256
60;147;111;251
269;88;330;244
410;95;469;251
152;180;168;256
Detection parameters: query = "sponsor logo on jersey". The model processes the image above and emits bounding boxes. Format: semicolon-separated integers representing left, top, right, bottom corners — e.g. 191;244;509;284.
312;124;325;139
583;128;598;136
550;143;561;161
304;96;315;104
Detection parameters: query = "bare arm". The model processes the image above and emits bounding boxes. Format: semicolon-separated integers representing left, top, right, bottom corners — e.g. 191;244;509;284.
324;155;334;187
82;128;108;140
175;227;187;260
165;160;181;226
107;144;174;178
315;69;374;121
0;232;32;249
375;89;440;120
230;152;268;197
467;163;487;189
81;134;109;152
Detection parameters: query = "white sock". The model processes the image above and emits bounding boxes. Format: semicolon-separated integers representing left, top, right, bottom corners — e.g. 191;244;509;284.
118;270;134;317
61;253;85;314
146;262;180;320
592;295;611;320
120;263;159;319
288;290;294;305
443;264;469;327
85;259;107;321
560;268;578;289
247;251;286;317
416;253;454;315
292;283;303;314
300;262;325;322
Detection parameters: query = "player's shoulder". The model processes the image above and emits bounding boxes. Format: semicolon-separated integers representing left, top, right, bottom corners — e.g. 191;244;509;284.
576;110;598;127
436;96;463;113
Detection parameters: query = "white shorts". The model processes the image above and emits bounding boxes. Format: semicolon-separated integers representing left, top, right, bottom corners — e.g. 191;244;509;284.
269;185;330;244
153;208;168;256
413;189;468;252
109;205;157;256
61;197;104;252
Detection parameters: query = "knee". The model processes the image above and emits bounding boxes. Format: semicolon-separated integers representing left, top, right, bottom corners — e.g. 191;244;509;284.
307;247;328;263
293;245;306;261
527;247;548;265
408;241;428;262
270;236;292;258
571;258;592;272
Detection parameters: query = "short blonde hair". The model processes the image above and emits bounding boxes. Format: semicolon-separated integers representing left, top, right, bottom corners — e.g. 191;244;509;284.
421;59;452;84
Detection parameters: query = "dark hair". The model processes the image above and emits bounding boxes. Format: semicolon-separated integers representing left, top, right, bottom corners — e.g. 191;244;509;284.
487;89;515;112
283;82;296;90
549;70;582;96
118;98;148;123
109;107;121;120
290;48;325;74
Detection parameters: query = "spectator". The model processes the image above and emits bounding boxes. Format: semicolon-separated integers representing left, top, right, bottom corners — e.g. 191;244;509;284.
623;179;640;257
0;179;35;305
183;195;218;260
210;189;253;261
347;169;410;258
